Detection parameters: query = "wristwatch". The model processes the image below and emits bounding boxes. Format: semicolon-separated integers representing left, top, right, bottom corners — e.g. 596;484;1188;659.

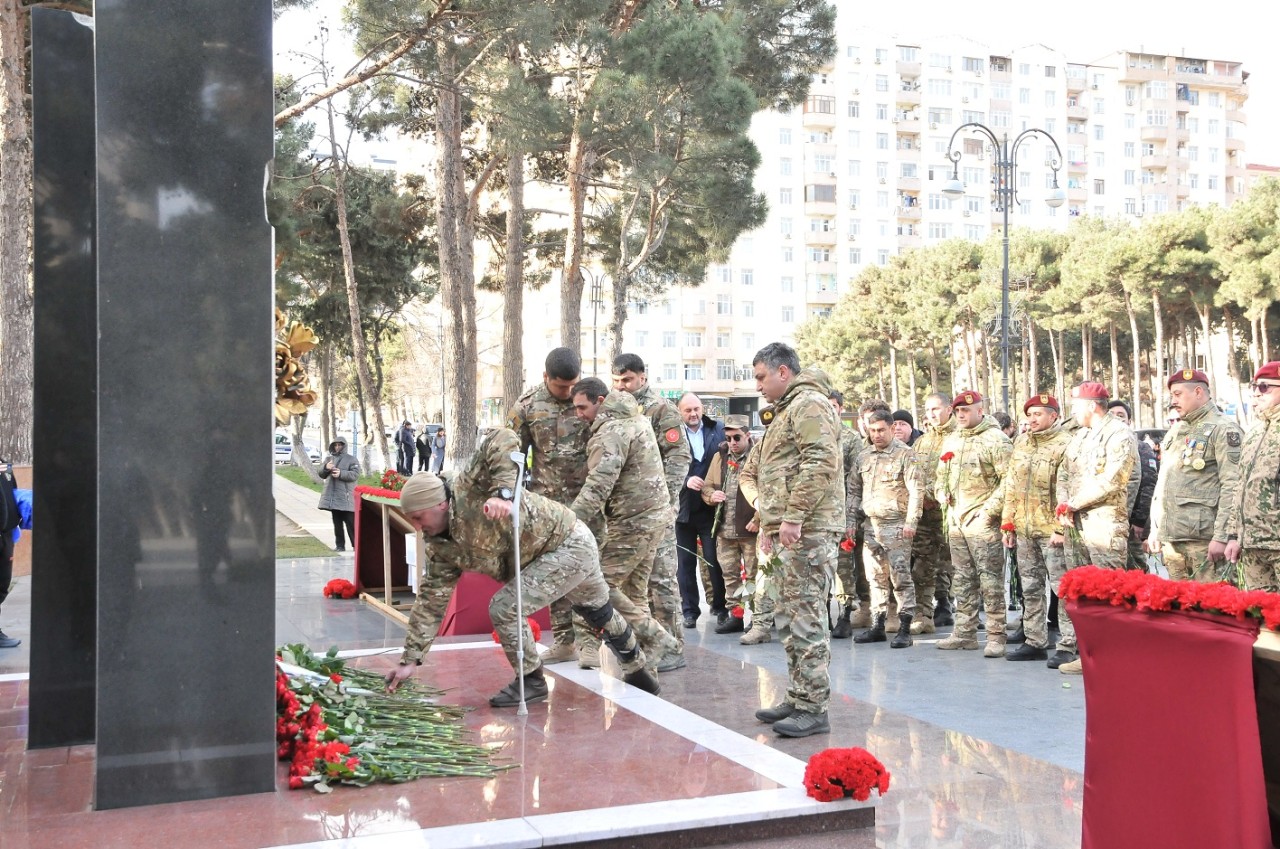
495;487;514;501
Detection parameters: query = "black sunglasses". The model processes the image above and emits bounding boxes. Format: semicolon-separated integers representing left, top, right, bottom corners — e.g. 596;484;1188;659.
1251;382;1280;393
726;433;746;441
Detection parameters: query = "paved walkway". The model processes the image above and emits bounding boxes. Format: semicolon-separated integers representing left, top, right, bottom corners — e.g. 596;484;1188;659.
273;472;342;551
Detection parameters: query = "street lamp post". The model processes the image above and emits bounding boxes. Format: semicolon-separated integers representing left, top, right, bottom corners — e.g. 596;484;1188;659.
942;124;1065;413
585;269;605;377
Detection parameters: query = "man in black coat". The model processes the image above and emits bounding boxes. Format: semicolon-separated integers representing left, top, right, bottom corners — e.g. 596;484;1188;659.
674;393;728;628
0;461;21;648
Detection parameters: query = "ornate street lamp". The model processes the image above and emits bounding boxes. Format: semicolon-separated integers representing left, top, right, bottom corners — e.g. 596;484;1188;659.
942;124;1066;412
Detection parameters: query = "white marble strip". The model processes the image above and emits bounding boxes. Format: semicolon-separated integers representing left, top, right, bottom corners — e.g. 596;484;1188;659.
0;672;29;683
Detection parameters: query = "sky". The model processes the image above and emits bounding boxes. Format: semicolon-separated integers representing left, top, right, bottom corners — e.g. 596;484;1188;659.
274;1;1280;166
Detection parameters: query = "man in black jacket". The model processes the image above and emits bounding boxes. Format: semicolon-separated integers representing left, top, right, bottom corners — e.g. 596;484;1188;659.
0;461;21;648
1108;400;1158;571
674;393;728;628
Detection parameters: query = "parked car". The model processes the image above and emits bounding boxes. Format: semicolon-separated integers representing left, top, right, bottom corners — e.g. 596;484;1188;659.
274;432;321;464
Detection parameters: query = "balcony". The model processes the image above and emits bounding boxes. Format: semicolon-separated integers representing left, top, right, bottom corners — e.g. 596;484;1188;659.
1066;103;1088;120
1068;159;1087;173
1175;183;1190;198
897;175;921;193
1140;124;1169;142
898;233;924;250
896;60;921;78
807;287;840;306
896;87;921;106
894;116;921;134
802;108;836;130
1228;108;1247;124
1174;126;1190;143
805;228;837;246
1068;185;1088;202
1141;181;1169;196
1226;136;1246;152
804;200;837;217
1119;65;1162;83
896;205;922;220
1066;75;1086;93
805;260;838;276
1140;155;1168;170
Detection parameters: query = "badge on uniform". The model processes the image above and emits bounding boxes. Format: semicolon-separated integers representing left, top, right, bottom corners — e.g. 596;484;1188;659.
1191;458;1206;470
665;427;681;444
1227;431;1241;448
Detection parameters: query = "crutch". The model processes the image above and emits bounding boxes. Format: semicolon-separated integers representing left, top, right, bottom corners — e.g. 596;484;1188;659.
509;448;532;716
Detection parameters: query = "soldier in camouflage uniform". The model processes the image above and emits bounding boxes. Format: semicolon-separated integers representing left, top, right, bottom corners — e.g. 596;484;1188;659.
934;391;1013;658
569;378;683;671
999;394;1071;664
1146;369;1243;582
384;429;660;705
612;354;688;670
912;393;958;630
849;410;921;648
701;415;758;633
1226;362;1280;591
830;392;868;637
737;407;778;645
1055;382;1139;675
748;344;844;739
505;347;594;664
1108;400;1159;573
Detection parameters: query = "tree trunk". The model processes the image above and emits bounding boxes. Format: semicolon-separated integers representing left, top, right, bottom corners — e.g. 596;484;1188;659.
1108;321;1120;401
1026;315;1040;396
1050;328;1063;401
559;128;595;350
326;99;391;472
1263;313;1271;364
981;329;996;403
1081;325;1092;380
927;343;939;388
502;151;525;412
1223;306;1239;386
1152;292;1165;421
1125;293;1143;428
321;344;333;451
1197;304;1216;397
0;0;33;463
907;349;919;424
435;45;478;464
876;355;886;400
888;343;900;409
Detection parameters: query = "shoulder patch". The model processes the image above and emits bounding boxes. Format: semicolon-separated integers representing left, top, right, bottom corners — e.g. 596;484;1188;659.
1227;430;1241;448
664;428;682;444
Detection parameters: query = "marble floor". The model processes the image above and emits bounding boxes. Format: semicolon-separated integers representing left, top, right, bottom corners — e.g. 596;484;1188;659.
0;551;1087;849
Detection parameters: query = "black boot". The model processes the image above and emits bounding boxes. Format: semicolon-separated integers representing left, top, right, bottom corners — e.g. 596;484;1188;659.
934;593;954;626
831;604;853;639
623;667;661;695
1008;624;1026;644
854;613;888;643
489;667;549;707
890;614;913;648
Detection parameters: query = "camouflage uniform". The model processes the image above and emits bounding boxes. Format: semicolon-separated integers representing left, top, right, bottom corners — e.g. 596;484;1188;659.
401;429;647;677
1059;414;1138;570
835;426;868;608
936;416;1012;644
911;416;957;619
848;438;921;619
1126;440;1159;572
753;369;844;714
1227;403;1280;591
737;438;776;632
1000;423;1071;651
571;391;681;666
506;383;595;650
1149;402;1243;582
701;439;759;615
629;383;687;648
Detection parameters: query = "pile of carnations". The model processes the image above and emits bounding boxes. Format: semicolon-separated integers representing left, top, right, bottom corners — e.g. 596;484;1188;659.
276;644;509;792
803;747;891;802
379;470;408;492
322;578;357;599
1060;565;1280;629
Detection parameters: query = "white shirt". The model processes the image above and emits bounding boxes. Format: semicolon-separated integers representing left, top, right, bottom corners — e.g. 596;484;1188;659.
686;424;704;462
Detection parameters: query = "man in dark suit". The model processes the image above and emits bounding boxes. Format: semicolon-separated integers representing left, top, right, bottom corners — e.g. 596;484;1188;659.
674;393;728;629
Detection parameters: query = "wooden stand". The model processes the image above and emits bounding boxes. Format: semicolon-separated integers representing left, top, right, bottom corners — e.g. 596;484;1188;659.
353;492;422;625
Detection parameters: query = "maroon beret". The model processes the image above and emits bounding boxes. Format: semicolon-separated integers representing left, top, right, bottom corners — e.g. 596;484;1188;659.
1168;368;1210;389
1252;361;1280;382
1024;393;1059;414
1070;382;1109;402
952;390;982;408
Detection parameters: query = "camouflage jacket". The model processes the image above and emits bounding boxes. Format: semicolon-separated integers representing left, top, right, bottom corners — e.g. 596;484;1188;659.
999;422;1071;539
935;415;1012;529
1149;403;1244;543
913;416;957;509
702;441;757;538
401;428;578;664
505;382;590;504
571;390;668;524
630;383;686;506
1058;413;1138;516
749;369;845;534
849;438;923;531
1227;404;1280;550
839;426;865;529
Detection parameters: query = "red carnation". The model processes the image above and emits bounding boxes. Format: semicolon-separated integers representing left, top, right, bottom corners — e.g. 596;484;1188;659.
939;452;954;463
839;537;855;552
1000;522;1015;533
803;747;891;803
731;605;745;618
1055;503;1072;517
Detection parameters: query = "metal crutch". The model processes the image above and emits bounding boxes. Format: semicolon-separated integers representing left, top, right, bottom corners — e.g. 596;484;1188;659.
509;448;532;716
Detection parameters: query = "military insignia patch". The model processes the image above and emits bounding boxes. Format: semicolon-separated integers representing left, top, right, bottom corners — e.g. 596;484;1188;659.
1040;394;1049;404
664;428;681;444
964;393;974;404
1183;369;1194;380
760;407;775;425
1227;431;1241;448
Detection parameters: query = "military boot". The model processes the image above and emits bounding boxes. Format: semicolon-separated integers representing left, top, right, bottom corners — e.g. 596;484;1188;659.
623;667;661;695
934;593;955;626
577;645;600;669
909;617;936;635
849;604;872;629
890;614;914;648
831;603;854;639
1007;624;1027;644
854;613;888;643
740;624;772;645
488;667;549;708
772;710;830;738
542;642;577;664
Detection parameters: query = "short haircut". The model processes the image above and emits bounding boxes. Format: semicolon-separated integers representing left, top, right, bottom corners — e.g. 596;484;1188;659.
1107;399;1133;419
544;347;581;381
858;399;890;417
571;376;609;401
867;409;894;427
612;353;645;375
752;342;801;375
925;392;953;407
828;389;845;406
992;411;1012;430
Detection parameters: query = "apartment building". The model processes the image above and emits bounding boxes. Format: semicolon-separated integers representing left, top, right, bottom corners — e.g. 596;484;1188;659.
567;28;1249;414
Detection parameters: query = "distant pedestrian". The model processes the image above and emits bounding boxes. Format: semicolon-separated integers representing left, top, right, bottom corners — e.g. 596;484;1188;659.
395;420;416;476
319;438;361;552
431;429;446;473
415;426;432;472
0;460;29;649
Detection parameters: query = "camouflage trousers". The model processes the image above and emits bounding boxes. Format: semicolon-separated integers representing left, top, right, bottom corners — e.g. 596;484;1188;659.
1014;535;1065;650
864;520;917;618
911;506;952;618
1077;507;1128;570
717;534;759;615
947;525;1007;641
584;514;680;664
550;516;605;647
766;531;837;714
647;518;683;649
490;522;645;675
835;525;869;606
749;538;777;630
1161;540;1217;582
1125;532;1150;573
1241;548;1280;593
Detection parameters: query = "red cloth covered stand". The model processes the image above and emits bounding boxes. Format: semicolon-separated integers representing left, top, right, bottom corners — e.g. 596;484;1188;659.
1069;600;1272;849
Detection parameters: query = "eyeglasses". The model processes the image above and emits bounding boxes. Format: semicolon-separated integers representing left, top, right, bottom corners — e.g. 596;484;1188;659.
1251;382;1280;393
726;434;746;442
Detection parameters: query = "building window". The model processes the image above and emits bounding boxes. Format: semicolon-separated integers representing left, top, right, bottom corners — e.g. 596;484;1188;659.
963;56;983;73
1124;170;1135;185
928;222;952;239
742;333;754;351
1208;175;1219;190
684;331;702;347
1124;197;1136;214
877;249;890;265
1044;65;1056;78
1093;179;1105;195
662;331;676;348
781;306;795;323
848;129;861;147
804;95;835;114
875;74;889;92
804;184;836;203
635;330;648;347
1094;124;1104;141
812;153;835;173
781;276;794;293
662;363;677;382
742;301;754;317
781;247;793;263
717;359;734;380
780;158;792;176
740;268;754;286
716;294;731;315
1124;141;1135;157
848;100;860;118
779;127;791;145
716;332;730;348
683;362;703;381
848;247;862;263
1045;90;1056;107
876;132;889;149
876;103;889;120
779;188;793;207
